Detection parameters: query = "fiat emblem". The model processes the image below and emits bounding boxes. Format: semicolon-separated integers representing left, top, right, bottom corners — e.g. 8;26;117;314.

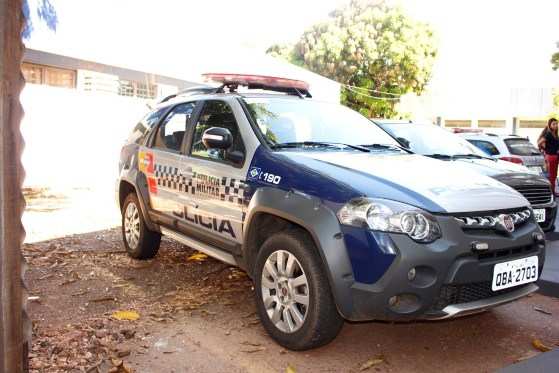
498;214;515;233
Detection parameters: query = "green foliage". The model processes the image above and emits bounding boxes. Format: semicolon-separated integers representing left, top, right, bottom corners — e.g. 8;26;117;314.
267;0;437;118
552;50;559;71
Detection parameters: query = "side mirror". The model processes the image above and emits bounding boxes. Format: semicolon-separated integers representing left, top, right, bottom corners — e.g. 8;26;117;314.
202;127;233;150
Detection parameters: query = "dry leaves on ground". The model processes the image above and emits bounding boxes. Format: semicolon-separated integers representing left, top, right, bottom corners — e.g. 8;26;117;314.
112;311;140;321
187;252;208;262
359;355;385;371
532;339;552;352
285;364;296;373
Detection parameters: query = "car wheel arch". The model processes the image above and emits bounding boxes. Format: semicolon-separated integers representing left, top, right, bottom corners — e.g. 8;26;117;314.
242;187;356;318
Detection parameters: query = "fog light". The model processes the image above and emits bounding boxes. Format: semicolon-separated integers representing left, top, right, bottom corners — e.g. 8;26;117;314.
471;241;489;251
407;267;416;281
388;296;399;307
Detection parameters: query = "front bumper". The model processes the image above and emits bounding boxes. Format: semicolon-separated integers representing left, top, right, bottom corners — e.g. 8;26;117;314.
342;213;545;321
426;283;538;319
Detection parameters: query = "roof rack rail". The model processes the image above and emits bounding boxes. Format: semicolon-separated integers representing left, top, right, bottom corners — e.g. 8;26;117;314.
159;85;224;103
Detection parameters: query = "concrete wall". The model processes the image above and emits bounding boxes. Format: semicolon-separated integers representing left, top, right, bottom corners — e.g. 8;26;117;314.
439;118;545;145
21;84;150;189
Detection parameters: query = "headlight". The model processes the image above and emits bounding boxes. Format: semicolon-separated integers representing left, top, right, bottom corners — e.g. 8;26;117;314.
337;198;441;243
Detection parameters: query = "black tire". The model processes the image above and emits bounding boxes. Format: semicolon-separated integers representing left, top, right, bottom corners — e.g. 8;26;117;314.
253;229;344;350
121;193;161;259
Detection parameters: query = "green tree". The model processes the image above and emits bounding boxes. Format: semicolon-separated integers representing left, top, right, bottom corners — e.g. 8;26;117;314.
267;0;437;118
552;45;559;71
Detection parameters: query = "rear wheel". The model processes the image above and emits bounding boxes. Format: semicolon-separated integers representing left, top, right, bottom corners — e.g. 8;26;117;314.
121;193;161;259
254;230;344;350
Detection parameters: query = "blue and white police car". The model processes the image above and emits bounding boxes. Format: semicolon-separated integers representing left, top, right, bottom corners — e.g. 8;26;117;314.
117;74;545;350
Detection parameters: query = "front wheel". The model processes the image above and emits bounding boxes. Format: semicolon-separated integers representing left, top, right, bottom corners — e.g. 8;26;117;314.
254;230;344;350
121;193;161;259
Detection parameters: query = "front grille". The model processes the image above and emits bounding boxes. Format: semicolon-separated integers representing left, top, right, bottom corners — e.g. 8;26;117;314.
477;244;538;261
455;209;531;231
431;282;528;311
512;185;553;205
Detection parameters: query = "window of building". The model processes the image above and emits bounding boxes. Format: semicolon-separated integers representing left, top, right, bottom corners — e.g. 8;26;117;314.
22;63;43;84
136;82;156;99
118;80;135;97
44;66;75;88
117;80;157;99
445;120;471;128
21;62;76;88
478;120;506;128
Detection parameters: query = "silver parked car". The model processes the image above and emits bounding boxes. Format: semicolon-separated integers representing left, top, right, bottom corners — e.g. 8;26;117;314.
458;132;545;175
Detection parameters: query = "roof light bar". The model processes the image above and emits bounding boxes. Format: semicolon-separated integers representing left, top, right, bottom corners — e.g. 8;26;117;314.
202;73;311;95
451;128;483;134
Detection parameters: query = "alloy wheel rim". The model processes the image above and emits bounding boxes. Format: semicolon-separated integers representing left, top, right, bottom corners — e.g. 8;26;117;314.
261;250;309;333
124;202;140;249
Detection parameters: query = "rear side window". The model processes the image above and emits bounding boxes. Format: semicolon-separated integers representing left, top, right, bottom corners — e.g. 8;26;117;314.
153;102;195;152
467;140;500;156
504;138;540;156
127;107;168;144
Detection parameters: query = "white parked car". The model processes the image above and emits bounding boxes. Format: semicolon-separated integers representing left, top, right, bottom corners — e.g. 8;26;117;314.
458;132;545;175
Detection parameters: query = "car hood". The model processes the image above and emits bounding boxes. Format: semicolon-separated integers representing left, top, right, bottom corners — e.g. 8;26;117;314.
282;151;529;213
448;158;536;177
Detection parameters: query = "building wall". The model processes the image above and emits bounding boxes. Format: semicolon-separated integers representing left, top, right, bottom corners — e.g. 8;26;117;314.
21;84;151;189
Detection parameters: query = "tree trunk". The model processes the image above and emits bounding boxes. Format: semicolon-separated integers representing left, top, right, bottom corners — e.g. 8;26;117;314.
0;0;27;372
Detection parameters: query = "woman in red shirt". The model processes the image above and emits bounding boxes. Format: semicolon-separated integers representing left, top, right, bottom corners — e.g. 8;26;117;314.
538;118;559;194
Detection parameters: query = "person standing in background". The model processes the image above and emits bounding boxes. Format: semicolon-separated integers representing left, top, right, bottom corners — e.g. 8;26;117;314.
538;118;559;195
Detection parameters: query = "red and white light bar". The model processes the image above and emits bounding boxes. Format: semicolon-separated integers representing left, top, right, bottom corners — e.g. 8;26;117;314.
202;73;310;91
451;128;483;134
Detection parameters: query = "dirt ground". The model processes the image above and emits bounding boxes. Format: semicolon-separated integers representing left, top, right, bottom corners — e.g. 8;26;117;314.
23;189;559;373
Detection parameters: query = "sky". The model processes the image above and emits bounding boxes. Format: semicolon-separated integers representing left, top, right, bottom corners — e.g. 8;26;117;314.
403;0;559;89
25;0;559;116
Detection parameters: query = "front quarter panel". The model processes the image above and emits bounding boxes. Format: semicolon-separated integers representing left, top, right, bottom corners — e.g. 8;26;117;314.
243;186;356;318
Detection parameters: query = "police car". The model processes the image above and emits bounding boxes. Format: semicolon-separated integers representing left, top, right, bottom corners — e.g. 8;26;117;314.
117;74;545;350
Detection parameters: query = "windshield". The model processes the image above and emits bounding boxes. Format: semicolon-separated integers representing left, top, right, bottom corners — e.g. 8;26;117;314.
378;122;487;157
504;138;540;156
243;98;400;149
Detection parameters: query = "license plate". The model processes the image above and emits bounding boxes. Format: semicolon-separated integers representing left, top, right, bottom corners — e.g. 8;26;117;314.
533;208;546;223
492;256;538;291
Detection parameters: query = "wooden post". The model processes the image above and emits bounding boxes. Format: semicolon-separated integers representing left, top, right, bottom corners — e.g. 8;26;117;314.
0;0;27;372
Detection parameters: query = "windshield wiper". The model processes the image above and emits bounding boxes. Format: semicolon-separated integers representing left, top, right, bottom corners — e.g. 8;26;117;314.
270;141;370;152
425;153;455;159
359;143;404;151
453;153;495;161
